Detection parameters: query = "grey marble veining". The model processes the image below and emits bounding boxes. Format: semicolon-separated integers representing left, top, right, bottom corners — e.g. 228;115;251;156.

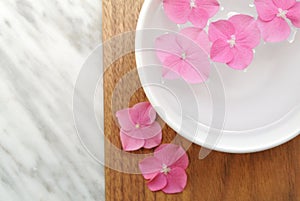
0;0;104;200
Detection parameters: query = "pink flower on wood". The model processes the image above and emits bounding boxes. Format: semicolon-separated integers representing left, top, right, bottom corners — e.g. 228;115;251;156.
116;102;162;151
255;0;300;42
208;14;261;70
139;144;189;194
155;29;211;83
163;0;220;28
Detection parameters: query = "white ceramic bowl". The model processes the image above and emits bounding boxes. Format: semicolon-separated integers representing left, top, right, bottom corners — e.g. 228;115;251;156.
135;0;300;153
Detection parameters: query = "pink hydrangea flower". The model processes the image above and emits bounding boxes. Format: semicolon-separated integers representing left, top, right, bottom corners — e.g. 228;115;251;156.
139;144;189;194
208;14;261;69
116;102;162;151
255;0;300;42
155;29;211;83
163;0;220;28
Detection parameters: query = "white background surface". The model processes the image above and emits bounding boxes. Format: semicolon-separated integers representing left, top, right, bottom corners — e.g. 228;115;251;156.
0;0;104;200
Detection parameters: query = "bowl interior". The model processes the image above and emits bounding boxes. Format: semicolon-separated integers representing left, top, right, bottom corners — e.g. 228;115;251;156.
135;0;300;153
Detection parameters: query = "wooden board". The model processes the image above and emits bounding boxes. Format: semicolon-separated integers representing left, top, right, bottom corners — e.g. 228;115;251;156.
103;1;300;200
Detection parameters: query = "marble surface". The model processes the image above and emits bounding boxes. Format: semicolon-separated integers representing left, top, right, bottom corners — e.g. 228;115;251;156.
0;0;104;200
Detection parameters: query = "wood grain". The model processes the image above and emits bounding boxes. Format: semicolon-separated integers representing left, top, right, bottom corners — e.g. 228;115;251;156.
103;0;300;200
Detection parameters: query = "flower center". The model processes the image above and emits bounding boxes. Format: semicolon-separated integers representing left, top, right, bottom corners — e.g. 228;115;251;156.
190;0;196;8
160;164;171;175
135;124;140;128
181;52;187;60
227;35;236;48
277;8;288;18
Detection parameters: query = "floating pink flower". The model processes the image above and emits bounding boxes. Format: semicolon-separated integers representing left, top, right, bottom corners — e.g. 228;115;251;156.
116;102;162;151
163;0;220;28
139;144;189;194
155;29;211;83
208;14;261;69
255;0;300;42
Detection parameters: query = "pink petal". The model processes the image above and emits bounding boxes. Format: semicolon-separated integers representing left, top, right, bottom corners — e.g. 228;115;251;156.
254;0;277;21
229;14;261;49
162;67;181;80
116;109;135;131
272;0;296;10
291;18;300;28
175;31;209;57
120;131;145;151
161;56;185;80
139;156;162;179
144;131;163;149
183;49;211;83
210;39;234;63
184;65;210;83
227;46;253;70
170;151;189;170
175;30;198;50
124;122;162;139
155;34;182;62
196;0;220;17
287;2;300;28
155;33;189;81
147;173;168;192
154;144;187;167
162;55;182;71
162;167;187;194
208;20;235;42
188;7;209;28
179;61;208;83
164;55;210;84
143;172;158;181
179;27;211;53
229;14;255;33
163;0;191;24
130;102;156;126
257;17;291;42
